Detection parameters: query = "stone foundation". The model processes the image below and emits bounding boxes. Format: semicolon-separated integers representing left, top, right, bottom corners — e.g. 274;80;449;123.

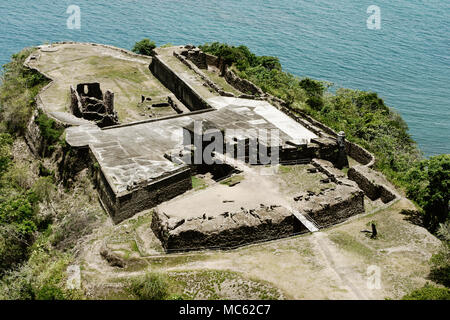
70;83;118;127
151;204;306;252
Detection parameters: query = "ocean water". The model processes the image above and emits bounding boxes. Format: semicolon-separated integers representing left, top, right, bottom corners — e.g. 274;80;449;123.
0;0;448;156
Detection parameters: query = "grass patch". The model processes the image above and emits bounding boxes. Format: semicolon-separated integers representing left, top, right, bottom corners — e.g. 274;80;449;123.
277;164;333;194
329;231;375;260
128;272;169;300
192;176;207;190
167;270;282;300
220;174;244;186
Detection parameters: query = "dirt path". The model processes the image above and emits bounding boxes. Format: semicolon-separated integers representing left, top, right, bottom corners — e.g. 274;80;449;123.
310;232;371;299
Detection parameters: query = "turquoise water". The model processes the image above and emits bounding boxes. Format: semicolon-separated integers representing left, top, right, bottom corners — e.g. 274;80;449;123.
0;0;448;156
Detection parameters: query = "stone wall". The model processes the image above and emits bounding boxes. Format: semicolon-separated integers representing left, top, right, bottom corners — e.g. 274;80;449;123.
302;158;365;226
93;164;193;224
301;188;365;227
345;141;375;167
25;109;46;157
152;204;307;252
185;48;208;69
70;83;118;128
347;165;397;203
150;54;211;111
205;53;219;67
223;68;264;96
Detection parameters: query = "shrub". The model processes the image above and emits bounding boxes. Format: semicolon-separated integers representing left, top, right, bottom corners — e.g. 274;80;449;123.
31;176;55;204
405;155;450;231
0;192;37;236
35;284;66;300
0;265;35;300
429;222;450;287
299;78;325;97
2;162;34;190
129;272;169;300
0;225;30;274
402;284;450;300
35;111;64;156
132;38;156;56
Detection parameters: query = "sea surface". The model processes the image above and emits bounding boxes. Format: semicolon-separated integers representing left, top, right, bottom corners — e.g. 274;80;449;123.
0;0;448;156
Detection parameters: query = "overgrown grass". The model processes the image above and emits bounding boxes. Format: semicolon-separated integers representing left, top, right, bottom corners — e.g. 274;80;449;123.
0;48;50;135
128;272;169;300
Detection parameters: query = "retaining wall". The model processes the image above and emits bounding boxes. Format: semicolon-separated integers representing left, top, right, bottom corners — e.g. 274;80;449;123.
347;165;397;203
152;205;307;252
150;54;211;111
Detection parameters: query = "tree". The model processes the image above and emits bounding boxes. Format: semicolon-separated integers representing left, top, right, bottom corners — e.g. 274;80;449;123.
405;154;450;232
132;38;156;56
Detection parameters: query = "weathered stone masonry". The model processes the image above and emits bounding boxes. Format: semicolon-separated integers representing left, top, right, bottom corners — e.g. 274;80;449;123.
149;55;211;111
70;82;118;128
151;204;307;252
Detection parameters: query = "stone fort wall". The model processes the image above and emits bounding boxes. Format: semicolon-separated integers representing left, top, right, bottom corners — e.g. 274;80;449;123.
149;54;212;112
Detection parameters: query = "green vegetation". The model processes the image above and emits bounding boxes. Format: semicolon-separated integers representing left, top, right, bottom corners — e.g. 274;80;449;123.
220;174;244;186
0;130;42;274
405;155;449;232
132;38;156;56
428;222;450;287
128;272;169;300
34;111;64;156
0;48;49;135
167;270;282;300
191;176;207;190
200;42;448;233
402;284;450;300
402;220;450;299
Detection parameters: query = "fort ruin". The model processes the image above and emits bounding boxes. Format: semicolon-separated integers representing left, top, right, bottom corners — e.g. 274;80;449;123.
24;43;399;252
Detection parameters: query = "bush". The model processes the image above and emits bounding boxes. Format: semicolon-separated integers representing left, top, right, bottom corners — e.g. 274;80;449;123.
129;272;169;300
402;284;450;300
0;265;35;300
429;222;450;287
34;111;64;156
0;192;38;236
35;284;66;300
2;162;34;190
0;225;30;274
0;191;39;273
132;38;156;56
31;176;55;204
405;155;450;231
